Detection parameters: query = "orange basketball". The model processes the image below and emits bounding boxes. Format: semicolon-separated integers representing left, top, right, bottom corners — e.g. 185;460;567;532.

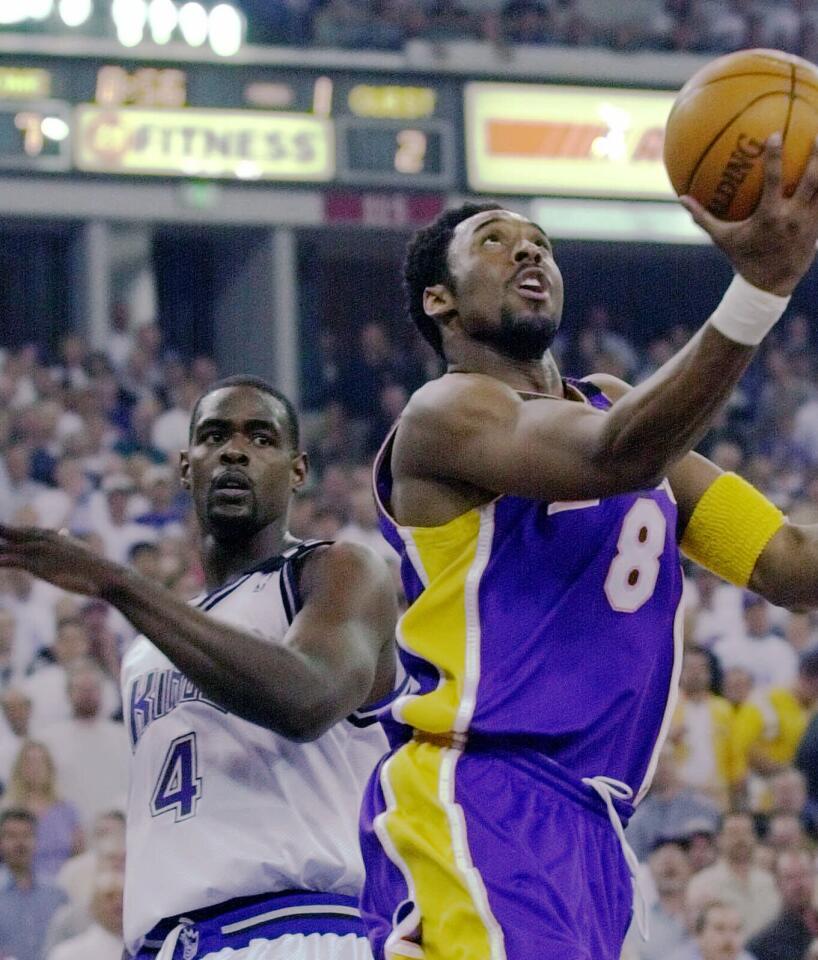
664;48;818;221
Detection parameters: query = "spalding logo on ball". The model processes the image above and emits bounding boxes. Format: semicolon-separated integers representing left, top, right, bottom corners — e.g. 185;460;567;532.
664;48;818;221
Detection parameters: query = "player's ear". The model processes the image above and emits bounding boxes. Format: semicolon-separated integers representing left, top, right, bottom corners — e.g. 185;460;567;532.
423;284;456;321
179;450;191;490
290;451;308;493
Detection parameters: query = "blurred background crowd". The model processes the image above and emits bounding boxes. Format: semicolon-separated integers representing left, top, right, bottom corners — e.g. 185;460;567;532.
242;0;818;58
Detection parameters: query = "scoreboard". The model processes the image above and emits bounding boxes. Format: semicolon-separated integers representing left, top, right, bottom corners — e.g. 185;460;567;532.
0;59;458;188
0;54;679;199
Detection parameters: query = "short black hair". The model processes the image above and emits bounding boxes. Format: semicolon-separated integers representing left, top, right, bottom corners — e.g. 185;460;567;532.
0;808;35;831
404;201;503;358
189;375;300;449
128;542;159;563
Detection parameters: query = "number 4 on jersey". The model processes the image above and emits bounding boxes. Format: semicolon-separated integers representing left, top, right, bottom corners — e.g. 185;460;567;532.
151;733;202;822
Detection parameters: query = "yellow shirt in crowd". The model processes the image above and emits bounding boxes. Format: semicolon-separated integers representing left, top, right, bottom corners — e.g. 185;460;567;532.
730;687;808;784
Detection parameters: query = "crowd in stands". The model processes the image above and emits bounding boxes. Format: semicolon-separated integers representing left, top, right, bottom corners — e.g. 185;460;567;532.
240;0;818;57
2;296;818;959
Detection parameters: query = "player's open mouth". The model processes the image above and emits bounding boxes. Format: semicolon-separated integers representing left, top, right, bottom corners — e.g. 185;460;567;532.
513;268;548;301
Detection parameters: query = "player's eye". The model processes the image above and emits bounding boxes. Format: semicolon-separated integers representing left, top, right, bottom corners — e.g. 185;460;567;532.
482;234;503;246
202;430;224;444
252;434;273;446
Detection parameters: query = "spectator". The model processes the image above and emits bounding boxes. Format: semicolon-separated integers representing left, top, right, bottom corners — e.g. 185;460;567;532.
127;542;163;582
0;688;31;787
723;666;755;712
667;899;756;960
39;660;128;832
686;812;781;940
2;742;83;881
795;707;818;832
364;383;409;456
77;601;131;686
0;444;47;524
626;745;720;862
1;569;67;673
150;381;199;460
22;618;119;736
337;484;398;567
671;645;734;808
105;304;134;372
0;809;66;960
31;458;91;532
46;869;123;960
679;818;720;875
731;649;818;808
133;465;187;534
686;568;744;650
0;609;21;688
746;849;818;960
92;474;156;565
763;813;809;855
54;810;124;913
714;595;798;691
337;322;405;420
54;337;88;393
627;837;693;960
112;396;167;465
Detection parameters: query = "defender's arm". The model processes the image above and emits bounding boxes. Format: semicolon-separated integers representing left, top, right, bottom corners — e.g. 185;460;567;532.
0;526;397;740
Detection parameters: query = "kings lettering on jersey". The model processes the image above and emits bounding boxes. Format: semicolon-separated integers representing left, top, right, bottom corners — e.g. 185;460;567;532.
128;668;226;750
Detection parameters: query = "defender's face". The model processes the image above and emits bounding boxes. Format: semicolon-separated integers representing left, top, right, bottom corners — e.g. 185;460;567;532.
441;209;564;361
181;386;306;539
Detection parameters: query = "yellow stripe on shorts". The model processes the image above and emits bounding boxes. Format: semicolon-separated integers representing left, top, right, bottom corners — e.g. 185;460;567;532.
379;739;505;960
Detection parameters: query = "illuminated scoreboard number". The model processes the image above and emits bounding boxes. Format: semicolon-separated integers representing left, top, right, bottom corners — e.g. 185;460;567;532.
0;100;71;172
336;119;454;188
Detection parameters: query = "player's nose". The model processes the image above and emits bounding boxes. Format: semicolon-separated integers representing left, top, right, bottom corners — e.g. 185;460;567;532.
220;444;250;465
513;239;542;263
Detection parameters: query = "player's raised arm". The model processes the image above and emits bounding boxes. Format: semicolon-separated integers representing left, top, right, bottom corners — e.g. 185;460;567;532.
398;136;818;508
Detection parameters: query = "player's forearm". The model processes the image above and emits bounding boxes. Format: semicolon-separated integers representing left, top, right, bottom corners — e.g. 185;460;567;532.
751;522;818;609
593;324;755;487
102;568;344;740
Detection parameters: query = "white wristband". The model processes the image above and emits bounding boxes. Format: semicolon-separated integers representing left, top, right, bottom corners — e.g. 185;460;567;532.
708;274;791;346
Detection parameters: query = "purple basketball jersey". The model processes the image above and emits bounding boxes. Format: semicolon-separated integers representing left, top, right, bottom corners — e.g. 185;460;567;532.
373;378;684;800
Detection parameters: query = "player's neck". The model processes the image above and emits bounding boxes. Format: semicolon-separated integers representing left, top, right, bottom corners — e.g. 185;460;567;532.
200;519;299;590
447;345;564;397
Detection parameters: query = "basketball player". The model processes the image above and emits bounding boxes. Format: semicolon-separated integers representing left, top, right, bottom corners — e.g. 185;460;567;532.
360;136;818;960
0;376;399;960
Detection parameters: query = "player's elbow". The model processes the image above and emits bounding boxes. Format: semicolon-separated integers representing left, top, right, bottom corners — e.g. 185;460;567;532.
275;716;328;743
274;673;371;742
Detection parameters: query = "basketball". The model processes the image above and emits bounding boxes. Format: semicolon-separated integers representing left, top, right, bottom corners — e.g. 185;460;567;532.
663;48;818;221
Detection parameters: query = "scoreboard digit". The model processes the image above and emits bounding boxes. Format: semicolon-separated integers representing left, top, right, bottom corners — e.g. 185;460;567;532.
337;118;454;187
0;101;71;172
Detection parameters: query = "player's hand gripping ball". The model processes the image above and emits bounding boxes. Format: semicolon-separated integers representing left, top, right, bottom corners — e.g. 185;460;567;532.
664;48;818;221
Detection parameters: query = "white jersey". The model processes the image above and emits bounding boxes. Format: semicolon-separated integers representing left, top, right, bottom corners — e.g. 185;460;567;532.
121;541;393;954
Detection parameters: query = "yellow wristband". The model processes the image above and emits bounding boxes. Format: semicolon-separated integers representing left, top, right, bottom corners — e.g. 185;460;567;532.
680;472;785;587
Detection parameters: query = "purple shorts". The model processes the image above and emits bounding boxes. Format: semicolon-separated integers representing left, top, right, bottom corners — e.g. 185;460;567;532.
360;739;633;960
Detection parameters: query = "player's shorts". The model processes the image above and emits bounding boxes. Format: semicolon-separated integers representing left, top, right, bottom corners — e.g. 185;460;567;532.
133;891;373;960
359;737;634;960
